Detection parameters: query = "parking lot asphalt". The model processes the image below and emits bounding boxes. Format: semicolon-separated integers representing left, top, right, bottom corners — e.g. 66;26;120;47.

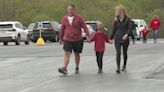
0;39;164;92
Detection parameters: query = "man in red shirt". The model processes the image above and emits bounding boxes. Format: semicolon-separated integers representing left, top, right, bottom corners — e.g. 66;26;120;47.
58;4;90;74
150;15;160;43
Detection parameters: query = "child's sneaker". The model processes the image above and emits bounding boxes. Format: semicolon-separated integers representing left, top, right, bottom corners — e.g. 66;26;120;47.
98;68;103;74
58;67;67;74
75;67;79;74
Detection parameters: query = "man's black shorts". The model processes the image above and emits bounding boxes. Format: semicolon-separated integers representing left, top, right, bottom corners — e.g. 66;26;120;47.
63;40;84;53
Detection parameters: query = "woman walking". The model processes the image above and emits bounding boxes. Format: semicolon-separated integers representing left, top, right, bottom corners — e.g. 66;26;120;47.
110;5;132;74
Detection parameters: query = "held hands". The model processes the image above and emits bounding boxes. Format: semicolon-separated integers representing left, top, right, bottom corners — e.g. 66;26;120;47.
86;36;91;42
122;34;128;41
109;40;113;44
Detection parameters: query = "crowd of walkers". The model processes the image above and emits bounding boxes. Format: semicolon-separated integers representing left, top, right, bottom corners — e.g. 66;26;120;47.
58;4;161;75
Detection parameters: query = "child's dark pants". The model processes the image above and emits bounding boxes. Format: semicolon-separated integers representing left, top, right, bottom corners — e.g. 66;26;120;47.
143;36;147;44
96;52;104;69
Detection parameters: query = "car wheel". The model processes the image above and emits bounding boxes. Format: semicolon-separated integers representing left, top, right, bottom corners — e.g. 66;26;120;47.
15;36;20;45
32;39;37;43
25;35;30;45
83;37;86;41
51;34;57;42
31;39;35;42
44;39;47;43
56;32;59;42
50;39;56;42
56;35;59;42
137;38;140;40
3;42;8;46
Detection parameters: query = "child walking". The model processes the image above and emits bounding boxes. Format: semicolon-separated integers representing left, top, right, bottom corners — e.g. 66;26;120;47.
90;23;112;73
140;26;150;44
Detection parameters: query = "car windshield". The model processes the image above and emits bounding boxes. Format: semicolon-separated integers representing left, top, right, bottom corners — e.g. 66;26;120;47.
86;23;97;31
27;23;35;31
87;25;94;32
133;21;139;27
35;22;51;29
43;23;51;28
0;24;13;29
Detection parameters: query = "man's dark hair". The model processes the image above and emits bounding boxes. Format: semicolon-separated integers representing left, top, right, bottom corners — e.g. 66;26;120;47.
68;4;75;8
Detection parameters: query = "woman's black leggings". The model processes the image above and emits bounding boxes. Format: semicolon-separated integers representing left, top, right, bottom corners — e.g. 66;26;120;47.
96;52;104;69
115;40;129;69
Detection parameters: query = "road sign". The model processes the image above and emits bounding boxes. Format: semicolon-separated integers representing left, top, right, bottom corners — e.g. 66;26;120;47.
38;22;43;29
36;22;45;46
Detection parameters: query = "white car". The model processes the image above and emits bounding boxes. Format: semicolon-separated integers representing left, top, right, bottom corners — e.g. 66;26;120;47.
85;21;103;31
85;21;108;32
0;21;30;45
132;19;148;40
82;25;95;40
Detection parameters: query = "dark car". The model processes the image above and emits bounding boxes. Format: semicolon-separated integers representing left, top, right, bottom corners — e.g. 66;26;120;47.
32;21;60;42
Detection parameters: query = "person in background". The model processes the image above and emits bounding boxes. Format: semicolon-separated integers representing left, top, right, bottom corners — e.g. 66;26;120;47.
140;26;150;44
149;15;160;43
90;23;112;74
129;20;136;44
129;16;136;44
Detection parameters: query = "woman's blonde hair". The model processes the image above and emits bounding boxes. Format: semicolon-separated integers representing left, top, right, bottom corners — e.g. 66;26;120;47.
115;5;127;17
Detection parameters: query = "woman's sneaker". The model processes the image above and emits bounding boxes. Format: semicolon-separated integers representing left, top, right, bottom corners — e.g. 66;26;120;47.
98;68;103;74
116;69;121;74
75;67;79;74
121;65;126;72
58;67;67;74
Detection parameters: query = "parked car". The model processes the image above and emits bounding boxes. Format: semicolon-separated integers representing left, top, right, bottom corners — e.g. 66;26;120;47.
32;21;60;42
27;23;35;40
132;19;148;40
85;21;103;31
85;21;108;32
0;21;30;45
82;25;95;40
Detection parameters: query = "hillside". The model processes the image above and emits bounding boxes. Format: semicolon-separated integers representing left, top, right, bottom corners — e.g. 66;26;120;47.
0;0;163;37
